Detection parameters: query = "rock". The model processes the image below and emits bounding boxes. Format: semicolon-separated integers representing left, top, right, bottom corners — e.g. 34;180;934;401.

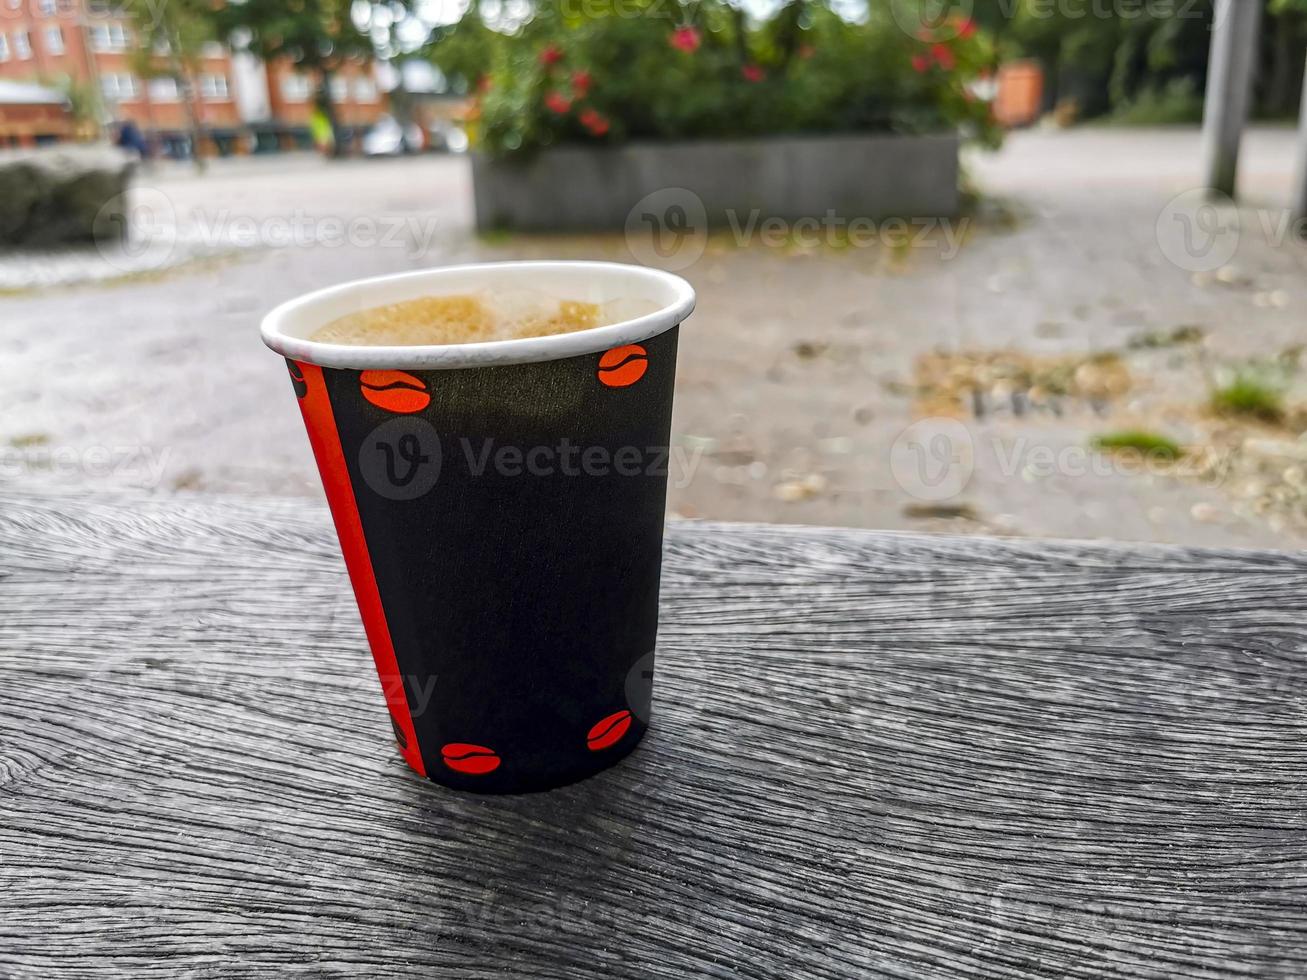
903;502;980;521
0;144;136;248
1243;438;1307;462
773;473;827;502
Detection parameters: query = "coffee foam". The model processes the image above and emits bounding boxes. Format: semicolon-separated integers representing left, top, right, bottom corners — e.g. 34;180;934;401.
310;289;658;348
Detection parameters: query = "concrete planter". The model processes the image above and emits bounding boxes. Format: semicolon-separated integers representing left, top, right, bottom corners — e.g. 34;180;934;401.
0;144;136;248
471;133;959;232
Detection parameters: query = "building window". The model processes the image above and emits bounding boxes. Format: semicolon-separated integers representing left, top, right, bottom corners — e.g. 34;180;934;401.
100;72;139;102
89;23;130;52
199;73;228;100
353;78;377;103
148;76;179;102
280;73;312;102
13;30;31;59
38;0;56;13
200;41;223;58
329;75;347;103
44;26;64;55
0;35;8;63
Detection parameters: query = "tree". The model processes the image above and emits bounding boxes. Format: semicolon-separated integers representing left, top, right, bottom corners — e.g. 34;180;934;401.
123;0;216;172
422;3;503;92
212;0;409;157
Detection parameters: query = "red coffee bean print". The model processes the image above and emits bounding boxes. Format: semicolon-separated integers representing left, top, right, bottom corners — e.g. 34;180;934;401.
360;370;431;414
441;742;501;775
597;345;647;388
586;709;632;751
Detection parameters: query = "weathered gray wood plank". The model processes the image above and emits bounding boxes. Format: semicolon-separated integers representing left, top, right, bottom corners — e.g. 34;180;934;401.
2;490;1306;979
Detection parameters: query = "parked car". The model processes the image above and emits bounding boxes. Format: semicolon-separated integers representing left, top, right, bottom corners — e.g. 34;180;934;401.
361;115;424;157
427;121;468;154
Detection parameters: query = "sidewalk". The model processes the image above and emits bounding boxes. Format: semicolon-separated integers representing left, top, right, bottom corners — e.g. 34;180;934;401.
2;129;1305;548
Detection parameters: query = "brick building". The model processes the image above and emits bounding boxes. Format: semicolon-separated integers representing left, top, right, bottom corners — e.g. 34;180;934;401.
0;78;70;146
0;0;387;153
256;59;384;152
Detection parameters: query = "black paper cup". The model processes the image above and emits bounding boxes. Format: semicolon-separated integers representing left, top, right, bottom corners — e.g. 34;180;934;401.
261;262;695;793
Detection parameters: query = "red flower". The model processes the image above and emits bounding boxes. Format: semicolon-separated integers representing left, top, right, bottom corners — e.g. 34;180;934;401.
956;18;977;39
670;26;701;54
931;44;955;70
571;70;591;96
476;74;492;93
539;45;563;67
579;108;610;136
798;44;815;60
544;91;572;114
911;53;930;73
741;64;765;83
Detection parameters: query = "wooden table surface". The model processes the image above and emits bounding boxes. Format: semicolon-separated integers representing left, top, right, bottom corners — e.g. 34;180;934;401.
3;490;1307;978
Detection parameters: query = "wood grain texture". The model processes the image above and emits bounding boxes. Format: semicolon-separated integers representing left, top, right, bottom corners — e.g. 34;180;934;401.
2;489;1307;979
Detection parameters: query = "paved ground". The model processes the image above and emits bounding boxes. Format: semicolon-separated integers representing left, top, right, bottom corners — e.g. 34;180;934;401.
3;127;1307;548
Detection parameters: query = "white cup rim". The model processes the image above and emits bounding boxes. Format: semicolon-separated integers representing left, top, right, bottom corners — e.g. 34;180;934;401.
261;260;696;370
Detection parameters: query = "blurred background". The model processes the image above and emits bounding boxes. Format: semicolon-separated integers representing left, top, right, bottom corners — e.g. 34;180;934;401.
2;0;1305;548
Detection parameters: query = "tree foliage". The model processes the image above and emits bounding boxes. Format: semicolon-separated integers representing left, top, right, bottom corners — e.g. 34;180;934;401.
121;0;218;168
1003;0;1307;122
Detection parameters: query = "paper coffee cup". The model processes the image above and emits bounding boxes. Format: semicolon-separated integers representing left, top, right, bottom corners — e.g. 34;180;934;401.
262;261;696;793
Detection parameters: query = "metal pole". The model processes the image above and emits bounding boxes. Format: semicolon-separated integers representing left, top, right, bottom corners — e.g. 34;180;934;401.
1200;0;1262;198
1292;53;1307;224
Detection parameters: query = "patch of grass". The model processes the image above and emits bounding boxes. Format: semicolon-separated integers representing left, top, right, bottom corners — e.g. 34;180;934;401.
1128;325;1206;350
1210;374;1286;424
477;229;515;246
9;433;50;448
903;502;980;521
1109;79;1204;126
1091;430;1184;460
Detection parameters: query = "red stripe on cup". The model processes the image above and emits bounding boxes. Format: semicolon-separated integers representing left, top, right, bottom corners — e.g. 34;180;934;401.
292;360;427;778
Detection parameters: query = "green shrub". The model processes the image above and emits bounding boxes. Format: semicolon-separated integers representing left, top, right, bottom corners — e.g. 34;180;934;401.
1110;78;1203;126
447;1;1001;159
